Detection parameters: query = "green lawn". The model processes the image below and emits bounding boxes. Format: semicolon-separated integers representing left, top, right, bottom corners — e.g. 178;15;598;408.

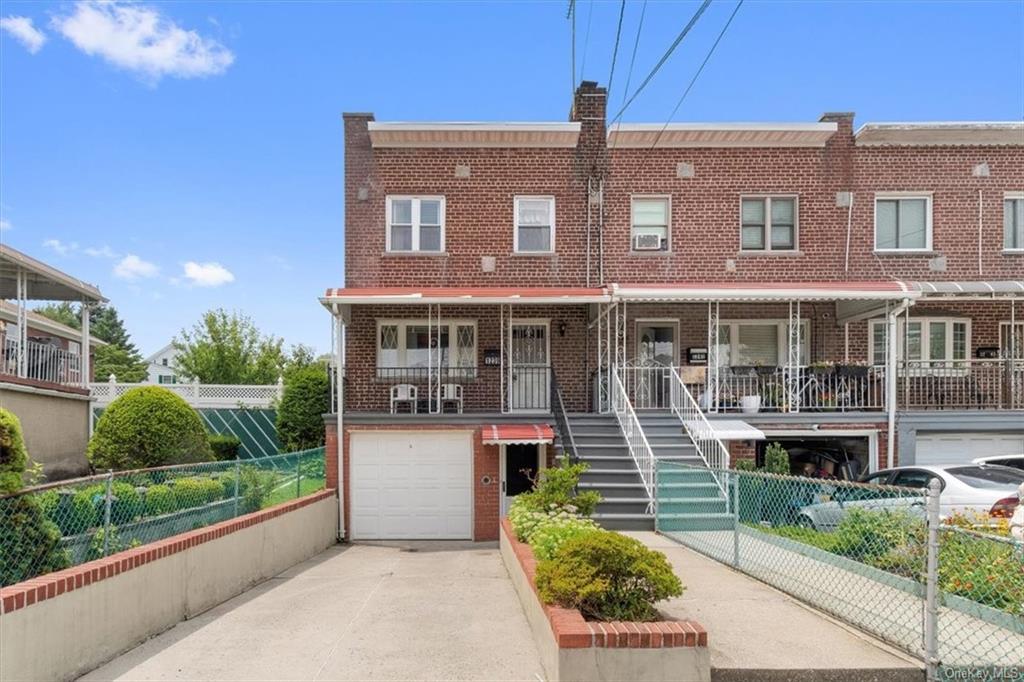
263;477;326;508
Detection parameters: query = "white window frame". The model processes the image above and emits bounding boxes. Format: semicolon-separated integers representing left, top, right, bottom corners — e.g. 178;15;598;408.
385;195;446;253
376;319;477;370
1004;192;1024;253
868;317;971;367
514;196;556;254
739;195;799;252
874;192;933;252
630;195;672;252
717;319;810;367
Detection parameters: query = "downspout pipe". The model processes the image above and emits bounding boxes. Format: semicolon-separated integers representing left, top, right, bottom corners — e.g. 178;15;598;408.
331;303;346;541
887;298;914;466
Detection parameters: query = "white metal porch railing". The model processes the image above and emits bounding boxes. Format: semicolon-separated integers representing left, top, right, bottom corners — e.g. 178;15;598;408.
610;368;656;506
899;358;1024;410
668;367;731;501
89;377;283;408
1;332;83;386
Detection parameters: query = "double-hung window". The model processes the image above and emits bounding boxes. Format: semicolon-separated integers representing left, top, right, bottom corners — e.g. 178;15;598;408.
1004;193;1024;251
869;318;969;369
740;196;797;251
386;196;445;252
875;194;931;251
377;320;477;378
631;197;671;251
514;196;555;253
715;320;809;367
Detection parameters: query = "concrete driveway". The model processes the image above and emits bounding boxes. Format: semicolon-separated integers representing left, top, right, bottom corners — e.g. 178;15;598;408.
82;542;545;682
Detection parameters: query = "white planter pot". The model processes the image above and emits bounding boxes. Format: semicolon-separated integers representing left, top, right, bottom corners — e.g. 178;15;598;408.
740;395;761;414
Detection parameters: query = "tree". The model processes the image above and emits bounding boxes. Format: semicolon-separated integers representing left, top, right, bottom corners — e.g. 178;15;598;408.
276;365;330;451
174;309;285;384
281;343;326;383
34;303;147;381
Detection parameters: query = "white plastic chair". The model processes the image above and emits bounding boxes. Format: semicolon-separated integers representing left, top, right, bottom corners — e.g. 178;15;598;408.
390;384;418;413
439;383;463;413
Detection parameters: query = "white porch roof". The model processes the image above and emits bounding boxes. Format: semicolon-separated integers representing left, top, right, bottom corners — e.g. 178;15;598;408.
685;419;765;442
610;281;918;303
0;244;106;303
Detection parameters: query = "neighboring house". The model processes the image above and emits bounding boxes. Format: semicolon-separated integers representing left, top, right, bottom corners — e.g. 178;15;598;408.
321;82;1024;541
144;343;181;384
1;244;107;478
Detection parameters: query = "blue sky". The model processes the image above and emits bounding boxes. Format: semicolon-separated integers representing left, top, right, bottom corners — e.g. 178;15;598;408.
1;1;1021;357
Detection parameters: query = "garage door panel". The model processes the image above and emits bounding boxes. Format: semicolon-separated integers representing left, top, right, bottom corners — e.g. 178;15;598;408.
916;433;1024;466
350;431;473;540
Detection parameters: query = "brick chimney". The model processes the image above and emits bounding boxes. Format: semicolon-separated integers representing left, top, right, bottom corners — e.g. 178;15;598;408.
820;112;855;188
342;112;378;286
571;81;609;179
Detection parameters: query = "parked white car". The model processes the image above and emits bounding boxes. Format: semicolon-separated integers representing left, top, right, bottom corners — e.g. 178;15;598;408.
972;454;1024;471
796;464;1024;531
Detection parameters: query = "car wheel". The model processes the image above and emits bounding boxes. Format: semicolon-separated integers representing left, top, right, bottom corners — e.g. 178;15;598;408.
796;514;817;530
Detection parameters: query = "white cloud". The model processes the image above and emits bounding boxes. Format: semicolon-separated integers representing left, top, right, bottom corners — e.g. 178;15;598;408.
52;1;234;83
182;261;234;287
0;218;11;231
43;238;78;255
114;254;159;280
1;16;47;54
84;245;117;258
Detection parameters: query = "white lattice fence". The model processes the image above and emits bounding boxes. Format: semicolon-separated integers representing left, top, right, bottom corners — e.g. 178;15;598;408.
90;378;283;408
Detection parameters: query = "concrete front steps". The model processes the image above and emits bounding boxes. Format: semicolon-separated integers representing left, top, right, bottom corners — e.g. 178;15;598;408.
566;411;722;531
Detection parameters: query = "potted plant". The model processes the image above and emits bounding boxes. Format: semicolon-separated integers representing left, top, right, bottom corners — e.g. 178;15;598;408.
836;360;870;379
810;360;834;376
740;394;762;414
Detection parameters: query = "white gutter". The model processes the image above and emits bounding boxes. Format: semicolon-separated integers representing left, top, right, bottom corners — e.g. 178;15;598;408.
319;294;612;306
331;304;346;542
611;284;919;302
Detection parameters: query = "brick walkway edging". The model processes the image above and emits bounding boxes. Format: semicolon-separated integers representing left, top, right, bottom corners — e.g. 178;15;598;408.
0;489;337;615
500;518;707;649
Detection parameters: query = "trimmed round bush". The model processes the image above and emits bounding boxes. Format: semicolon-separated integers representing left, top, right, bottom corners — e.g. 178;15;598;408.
144;484;176;516
38;488;100;535
535;530;683;622
88;386;213;470
208;434;242;461
170;477;224;510
0;408;29;494
276;365;330;452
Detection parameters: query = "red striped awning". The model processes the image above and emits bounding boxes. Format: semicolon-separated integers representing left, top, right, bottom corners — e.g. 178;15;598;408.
482;424;555;445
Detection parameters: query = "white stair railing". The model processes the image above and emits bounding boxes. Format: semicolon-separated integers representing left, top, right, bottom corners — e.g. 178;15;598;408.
669;366;731;498
610;367;656;507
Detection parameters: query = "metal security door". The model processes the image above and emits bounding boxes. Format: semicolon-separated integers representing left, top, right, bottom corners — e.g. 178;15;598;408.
510;322;550;411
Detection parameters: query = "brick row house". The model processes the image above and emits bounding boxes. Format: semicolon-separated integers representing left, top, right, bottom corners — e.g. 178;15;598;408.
323;82;1023;541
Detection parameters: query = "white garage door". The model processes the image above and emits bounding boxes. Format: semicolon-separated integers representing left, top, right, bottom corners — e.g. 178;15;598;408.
350;431;473;540
916;433;1024;466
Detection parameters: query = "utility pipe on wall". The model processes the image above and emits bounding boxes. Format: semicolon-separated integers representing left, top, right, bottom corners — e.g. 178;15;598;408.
586;178;593;287
331;306;346;541
843;192;854;273
977;189;984;276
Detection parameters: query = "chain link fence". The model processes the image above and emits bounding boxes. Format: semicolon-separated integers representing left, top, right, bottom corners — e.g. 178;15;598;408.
1;448;325;588
655;461;1024;679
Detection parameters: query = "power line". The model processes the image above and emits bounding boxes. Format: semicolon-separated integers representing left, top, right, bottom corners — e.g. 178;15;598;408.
568;0;576;100
647;0;745;152
578;0;595;83
606;0;627;97
619;0;648;114
609;0;713;126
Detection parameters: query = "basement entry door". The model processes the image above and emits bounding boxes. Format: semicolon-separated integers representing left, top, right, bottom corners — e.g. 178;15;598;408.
349;431;473;540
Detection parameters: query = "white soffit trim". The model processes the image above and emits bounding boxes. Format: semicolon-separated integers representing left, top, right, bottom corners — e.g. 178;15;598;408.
855;122;1024;147
367;122;582;148
610;285;918;303
607;122;838;148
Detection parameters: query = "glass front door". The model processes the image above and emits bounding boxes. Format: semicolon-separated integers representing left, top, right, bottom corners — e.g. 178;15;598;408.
510;322;550;411
634;323;676;408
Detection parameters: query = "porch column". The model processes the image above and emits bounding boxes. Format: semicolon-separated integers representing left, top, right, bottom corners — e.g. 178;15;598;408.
500;304;506;414
886;302;900;463
80;303;91;386
706;302;720;413
1011;298;1017;409
786;300;802;413
16;268;27;377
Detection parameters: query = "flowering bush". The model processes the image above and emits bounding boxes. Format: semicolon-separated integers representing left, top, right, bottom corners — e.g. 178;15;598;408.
529;514;599;561
514;462;600;516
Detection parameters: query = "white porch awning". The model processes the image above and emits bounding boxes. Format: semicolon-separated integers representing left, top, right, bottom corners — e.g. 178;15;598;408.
611;281;918;303
684;419;766;442
912;280;1024;300
321;286;610;306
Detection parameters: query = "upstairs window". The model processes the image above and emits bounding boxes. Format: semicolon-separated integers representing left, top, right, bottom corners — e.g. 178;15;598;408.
1005;194;1024;251
386;196;445;252
740;196;797;251
875;195;931;251
631;197;670;251
514;196;555;253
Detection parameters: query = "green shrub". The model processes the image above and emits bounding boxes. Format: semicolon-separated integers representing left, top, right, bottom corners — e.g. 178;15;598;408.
88;386;214;470
536;530;683;621
514;462;600;516
276;365;330;452
763;442;790;475
208;434;242;461
170;477;224;509
0;408;28;494
85;526;140;562
239;467;277;512
78;481;142;525
144;484;176;516
530;516;600;561
0;410;71;586
38;488;99;535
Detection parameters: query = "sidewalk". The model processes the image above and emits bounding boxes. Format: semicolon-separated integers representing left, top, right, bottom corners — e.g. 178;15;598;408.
627;531;925;682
